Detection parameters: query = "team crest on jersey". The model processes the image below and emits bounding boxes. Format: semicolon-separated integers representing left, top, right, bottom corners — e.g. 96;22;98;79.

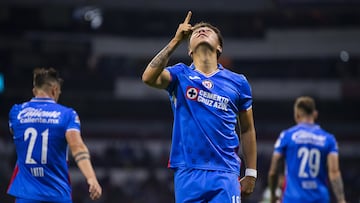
186;87;198;100
202;80;213;89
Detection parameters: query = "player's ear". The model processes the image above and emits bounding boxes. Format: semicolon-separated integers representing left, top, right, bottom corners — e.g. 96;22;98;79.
216;45;222;55
313;110;318;120
50;84;58;98
294;108;300;122
32;87;37;96
50;86;56;98
188;50;193;58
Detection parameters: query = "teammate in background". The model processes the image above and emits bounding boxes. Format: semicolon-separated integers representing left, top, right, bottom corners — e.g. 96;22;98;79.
260;173;284;203
142;11;257;202
7;67;102;203
268;96;346;203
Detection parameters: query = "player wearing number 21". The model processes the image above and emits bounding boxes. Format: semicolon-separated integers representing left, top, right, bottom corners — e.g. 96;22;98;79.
268;96;346;203
142;11;257;203
7;67;102;203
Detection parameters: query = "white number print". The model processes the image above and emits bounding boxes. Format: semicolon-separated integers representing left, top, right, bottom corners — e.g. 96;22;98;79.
297;147;321;178
24;127;49;164
231;195;240;203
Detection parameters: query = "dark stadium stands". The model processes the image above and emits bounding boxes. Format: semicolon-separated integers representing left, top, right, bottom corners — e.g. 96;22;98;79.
0;1;359;202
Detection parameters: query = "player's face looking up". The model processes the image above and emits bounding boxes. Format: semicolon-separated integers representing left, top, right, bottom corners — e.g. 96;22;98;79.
189;24;223;58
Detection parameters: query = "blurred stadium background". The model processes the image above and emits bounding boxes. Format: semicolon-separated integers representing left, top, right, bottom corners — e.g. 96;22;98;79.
0;0;360;202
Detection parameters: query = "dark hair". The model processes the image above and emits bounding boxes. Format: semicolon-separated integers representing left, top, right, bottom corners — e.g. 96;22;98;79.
295;96;316;115
191;22;224;58
33;67;63;88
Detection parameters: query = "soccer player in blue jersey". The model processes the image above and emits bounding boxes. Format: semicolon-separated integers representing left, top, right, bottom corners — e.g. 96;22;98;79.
7;67;102;203
142;11;257;203
268;96;346;203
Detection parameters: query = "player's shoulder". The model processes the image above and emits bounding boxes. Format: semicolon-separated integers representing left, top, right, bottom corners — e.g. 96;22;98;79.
9;101;30;113
165;63;191;75
286;125;299;132
281;125;299;137
168;62;189;69
317;126;336;140
220;66;248;82
10;103;23;110
55;103;78;114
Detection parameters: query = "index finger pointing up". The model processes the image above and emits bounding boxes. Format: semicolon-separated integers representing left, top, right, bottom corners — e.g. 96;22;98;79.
183;11;192;24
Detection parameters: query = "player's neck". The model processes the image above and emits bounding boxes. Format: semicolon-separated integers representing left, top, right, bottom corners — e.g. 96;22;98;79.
34;89;54;100
193;53;218;75
297;118;315;124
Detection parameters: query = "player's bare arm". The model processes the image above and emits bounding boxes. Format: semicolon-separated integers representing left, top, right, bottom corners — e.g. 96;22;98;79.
268;153;283;203
66;130;102;200
328;153;346;203
142;11;192;89
238;108;257;196
239;109;257;169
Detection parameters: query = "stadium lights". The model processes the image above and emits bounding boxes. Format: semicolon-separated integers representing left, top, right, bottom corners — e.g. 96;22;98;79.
73;6;103;30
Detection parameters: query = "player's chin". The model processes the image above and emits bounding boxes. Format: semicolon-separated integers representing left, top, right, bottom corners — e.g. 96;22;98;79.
194;42;216;51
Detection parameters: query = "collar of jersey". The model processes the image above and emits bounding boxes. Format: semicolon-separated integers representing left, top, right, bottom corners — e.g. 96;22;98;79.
189;63;224;70
298;122;319;129
31;97;56;103
190;63;224;78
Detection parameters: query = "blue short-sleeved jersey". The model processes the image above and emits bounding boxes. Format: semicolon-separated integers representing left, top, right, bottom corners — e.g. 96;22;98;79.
166;63;253;175
7;97;81;202
274;123;338;203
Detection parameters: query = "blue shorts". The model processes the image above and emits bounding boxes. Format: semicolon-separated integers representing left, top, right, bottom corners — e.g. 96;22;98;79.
174;168;241;203
15;197;72;203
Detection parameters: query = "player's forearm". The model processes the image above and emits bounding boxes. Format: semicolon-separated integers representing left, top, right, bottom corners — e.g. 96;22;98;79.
241;129;257;170
329;171;346;202
268;154;283;202
77;158;98;181
268;172;278;197
71;145;97;180
142;38;181;85
149;38;180;68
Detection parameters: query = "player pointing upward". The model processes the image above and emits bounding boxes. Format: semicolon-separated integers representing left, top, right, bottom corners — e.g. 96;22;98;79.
142;11;257;202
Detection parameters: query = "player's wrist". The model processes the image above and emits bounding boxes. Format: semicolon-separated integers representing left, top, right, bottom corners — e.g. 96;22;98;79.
245;168;257;178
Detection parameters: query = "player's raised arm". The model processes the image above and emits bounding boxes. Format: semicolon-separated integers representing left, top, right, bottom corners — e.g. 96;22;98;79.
142;11;192;89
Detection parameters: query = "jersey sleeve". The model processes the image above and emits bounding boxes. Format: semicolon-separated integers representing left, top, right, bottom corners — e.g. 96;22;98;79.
66;109;81;132
274;131;288;155
327;134;339;154
8;104;20;132
165;63;185;93
237;75;253;111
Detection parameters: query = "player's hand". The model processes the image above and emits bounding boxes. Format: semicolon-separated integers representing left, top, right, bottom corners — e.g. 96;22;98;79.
174;11;193;42
87;177;102;200
240;176;256;197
